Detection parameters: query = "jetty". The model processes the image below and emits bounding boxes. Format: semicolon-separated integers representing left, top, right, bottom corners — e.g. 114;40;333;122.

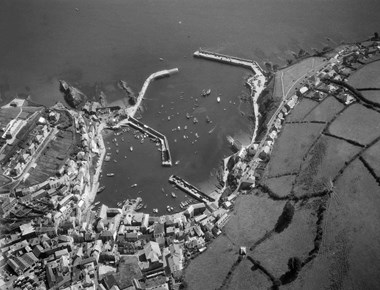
169;175;215;203
193;49;264;75
126;68;179;117
122;116;172;166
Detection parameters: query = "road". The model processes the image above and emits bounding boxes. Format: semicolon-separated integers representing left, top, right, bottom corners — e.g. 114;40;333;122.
239;58;328;182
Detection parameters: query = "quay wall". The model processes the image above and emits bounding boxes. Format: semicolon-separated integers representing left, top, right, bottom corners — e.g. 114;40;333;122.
169;175;215;203
194;50;265;75
126;117;172;166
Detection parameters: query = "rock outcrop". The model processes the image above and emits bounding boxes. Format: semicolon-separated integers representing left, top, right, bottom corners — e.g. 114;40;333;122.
59;80;87;109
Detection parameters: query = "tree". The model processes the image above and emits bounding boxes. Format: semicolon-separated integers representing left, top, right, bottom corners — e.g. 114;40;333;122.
274;201;295;233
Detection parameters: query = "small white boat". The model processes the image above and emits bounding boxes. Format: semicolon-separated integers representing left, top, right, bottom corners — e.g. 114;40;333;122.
171;192;176;198
107;173;115;177
131;184;137;188
153;208;158;213
208;126;217;134
130;146;133;152
217;97;221;103
175;160;180;165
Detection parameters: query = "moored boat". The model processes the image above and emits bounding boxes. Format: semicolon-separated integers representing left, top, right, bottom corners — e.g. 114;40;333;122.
106;173;115;177
131;184;138;188
135;203;144;211
97;186;106;194
171;192;176;198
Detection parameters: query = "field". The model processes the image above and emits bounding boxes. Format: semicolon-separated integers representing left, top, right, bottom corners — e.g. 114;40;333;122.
24;130;74;186
348;60;380;88
223;258;272;290
280;57;326;98
303;96;344;122
224;194;286;247
263;175;295;198
292;135;361;197
328;104;380;145
361;90;380;104
115;256;143;289
183;235;238;290
266;123;325;176
347;60;380;105
184;194;285;289
284;160;380;289
253;201;318;278
362;139;380;177
285;98;319;122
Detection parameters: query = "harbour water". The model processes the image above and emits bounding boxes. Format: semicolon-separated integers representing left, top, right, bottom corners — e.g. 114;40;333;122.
1;0;379;213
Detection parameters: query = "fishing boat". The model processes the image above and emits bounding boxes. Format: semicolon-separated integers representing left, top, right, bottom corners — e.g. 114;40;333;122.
171;192;177;198
130;146;133;152
106;173;115;177
217;97;221;103
116;149;119;154
206;89;211;95
97;186;106;194
105;155;111;162
153;208;158;213
135;203;144;211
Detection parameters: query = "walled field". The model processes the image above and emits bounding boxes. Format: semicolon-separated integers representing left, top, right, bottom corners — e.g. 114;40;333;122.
362;139;380;178
285;98;319;122
224;258;272;290
263;175;295;198
24;130;74;186
266;123;325;176
328;104;380;145
361;90;380;104
303;96;344;122
224;194;286;247
184;194;285;289
292;135;361;197
184;235;238;290
348;60;380;88
284;160;380;290
253;202;318;278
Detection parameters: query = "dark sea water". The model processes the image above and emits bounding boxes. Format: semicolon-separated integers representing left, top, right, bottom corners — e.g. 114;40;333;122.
1;0;379;213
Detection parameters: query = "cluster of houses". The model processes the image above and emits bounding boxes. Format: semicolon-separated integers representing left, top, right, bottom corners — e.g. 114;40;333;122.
0;98;240;290
227;40;380;189
0;184;234;290
1;40;378;290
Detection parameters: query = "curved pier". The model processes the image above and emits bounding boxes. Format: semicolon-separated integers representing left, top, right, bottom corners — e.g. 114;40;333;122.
127;68;179;117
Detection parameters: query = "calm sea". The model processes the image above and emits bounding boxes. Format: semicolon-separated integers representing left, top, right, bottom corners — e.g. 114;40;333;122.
1;0;379;213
